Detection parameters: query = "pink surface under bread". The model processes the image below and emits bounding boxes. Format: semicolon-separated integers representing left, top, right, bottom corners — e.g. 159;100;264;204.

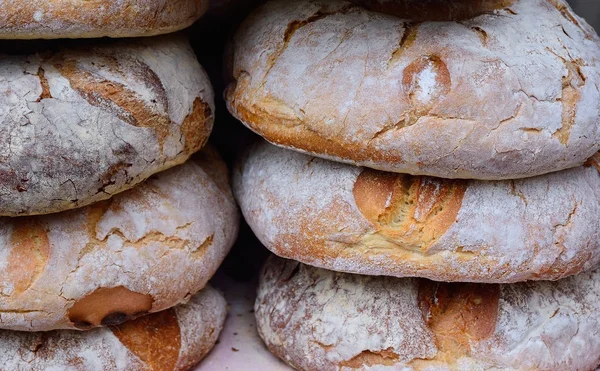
196;272;290;371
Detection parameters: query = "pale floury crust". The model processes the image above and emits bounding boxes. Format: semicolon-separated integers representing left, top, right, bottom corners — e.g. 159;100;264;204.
234;141;600;283
0;0;209;39
0;148;239;331
227;0;600;180
0;34;215;216
256;256;600;371
0;287;227;371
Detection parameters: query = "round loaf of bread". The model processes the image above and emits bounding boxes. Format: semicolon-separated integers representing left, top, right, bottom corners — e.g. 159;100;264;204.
0;147;239;331
0;0;208;39
0;286;226;371
257;256;600;371
0;34;214;216
227;0;600;180
235;141;600;283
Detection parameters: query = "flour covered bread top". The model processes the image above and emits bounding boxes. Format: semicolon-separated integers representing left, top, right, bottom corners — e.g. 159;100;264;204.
235;141;600;283
0;0;208;39
0;148;239;331
0;287;226;371
256;256;600;371
227;0;600;180
0;34;214;216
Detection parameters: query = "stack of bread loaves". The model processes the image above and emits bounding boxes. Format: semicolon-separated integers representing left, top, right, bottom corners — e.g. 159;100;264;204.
0;1;239;370
229;0;600;369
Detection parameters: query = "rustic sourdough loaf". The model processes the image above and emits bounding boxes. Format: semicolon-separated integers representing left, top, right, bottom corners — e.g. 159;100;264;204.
0;34;214;216
0;147;239;331
0;286;226;371
227;0;600;180
235;141;600;283
0;0;208;39
257;256;600;371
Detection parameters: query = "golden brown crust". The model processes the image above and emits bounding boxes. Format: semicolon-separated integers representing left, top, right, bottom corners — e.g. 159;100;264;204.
0;0;209;39
111;308;182;371
417;281;500;363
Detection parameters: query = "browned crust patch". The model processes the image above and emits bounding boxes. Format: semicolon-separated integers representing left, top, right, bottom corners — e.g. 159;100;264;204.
340;348;400;368
111;308;182;371
180;97;213;155
353;169;467;251
416;281;500;364
67;286;154;329
3;220;50;296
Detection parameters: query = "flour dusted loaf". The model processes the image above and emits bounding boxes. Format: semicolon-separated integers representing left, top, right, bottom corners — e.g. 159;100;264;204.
0;147;238;331
235;141;600;283
0;0;208;39
0;286;226;371
227;0;600;180
0;34;214;216
257;256;600;371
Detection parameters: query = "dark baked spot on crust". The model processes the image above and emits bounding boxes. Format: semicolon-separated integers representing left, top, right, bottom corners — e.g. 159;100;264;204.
418;281;500;358
67;286;153;329
101;312;131;326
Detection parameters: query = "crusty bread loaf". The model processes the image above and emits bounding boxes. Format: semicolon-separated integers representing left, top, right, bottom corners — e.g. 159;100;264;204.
0;147;239;331
0;286;226;371
256;256;600;371
0;0;208;39
0;34;214;216
227;0;600;180
234;141;600;283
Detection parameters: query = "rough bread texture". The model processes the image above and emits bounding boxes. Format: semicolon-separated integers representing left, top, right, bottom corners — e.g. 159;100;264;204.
0;0;209;39
256;256;600;371
0;147;239;331
0;286;226;371
234;141;600;283
0;34;215;216
227;0;600;180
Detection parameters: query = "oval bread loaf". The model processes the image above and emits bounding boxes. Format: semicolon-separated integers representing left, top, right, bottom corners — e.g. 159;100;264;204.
0;34;214;216
256;256;600;371
227;0;600;180
0;286;226;371
0;147;239;331
235;141;600;283
0;0;209;39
